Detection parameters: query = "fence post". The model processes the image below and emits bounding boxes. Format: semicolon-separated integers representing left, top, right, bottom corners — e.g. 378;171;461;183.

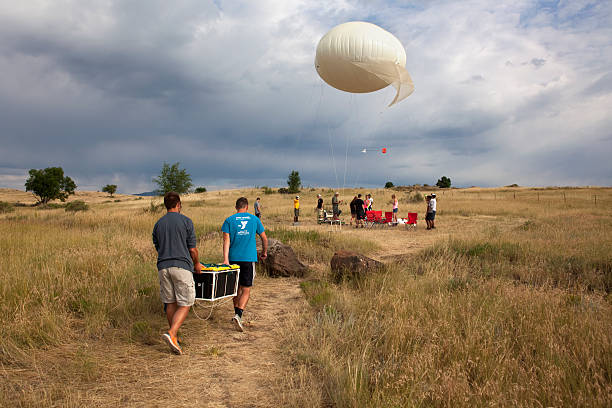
594;195;597;206
513;192;516;200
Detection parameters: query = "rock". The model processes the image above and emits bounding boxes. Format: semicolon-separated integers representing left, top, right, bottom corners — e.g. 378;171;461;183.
330;250;384;282
256;238;308;278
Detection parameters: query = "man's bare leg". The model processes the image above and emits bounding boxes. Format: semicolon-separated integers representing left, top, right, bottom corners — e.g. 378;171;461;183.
233;286;251;310
165;302;190;338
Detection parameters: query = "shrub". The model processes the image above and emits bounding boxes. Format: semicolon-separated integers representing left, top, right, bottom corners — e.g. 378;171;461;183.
262;186;275;195
405;192;424;202
153;162;193;195
143;201;164;214
278;187;290;194
436;176;451;188
194;187;207;193
384;181;394;188
0;201;14;213
65;200;89;212
287;170;301;194
102;184;117;197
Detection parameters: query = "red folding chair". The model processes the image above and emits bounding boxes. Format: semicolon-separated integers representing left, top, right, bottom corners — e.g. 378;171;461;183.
385;211;394;224
374;211;385;226
406;212;418;229
365;211;376;228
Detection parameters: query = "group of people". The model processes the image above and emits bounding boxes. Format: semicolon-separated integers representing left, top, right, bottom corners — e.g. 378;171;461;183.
153;192;267;355
314;192;343;222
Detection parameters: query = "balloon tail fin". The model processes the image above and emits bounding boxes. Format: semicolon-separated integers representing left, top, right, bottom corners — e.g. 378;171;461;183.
353;61;414;107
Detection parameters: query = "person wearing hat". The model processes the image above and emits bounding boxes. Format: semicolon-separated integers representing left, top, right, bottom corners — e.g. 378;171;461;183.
332;192;342;220
426;193;437;229
293;195;300;223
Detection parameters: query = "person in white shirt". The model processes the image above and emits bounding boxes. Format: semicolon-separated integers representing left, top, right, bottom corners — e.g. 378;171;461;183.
426;193;437;229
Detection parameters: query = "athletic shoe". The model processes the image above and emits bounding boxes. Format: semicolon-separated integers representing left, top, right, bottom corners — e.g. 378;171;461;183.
162;332;182;355
232;314;244;332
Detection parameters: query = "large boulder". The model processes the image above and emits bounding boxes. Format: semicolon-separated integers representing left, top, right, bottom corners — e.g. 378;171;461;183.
330;250;384;282
257;238;308;278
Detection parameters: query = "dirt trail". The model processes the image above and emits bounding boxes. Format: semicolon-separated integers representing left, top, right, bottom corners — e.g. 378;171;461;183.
63;278;305;407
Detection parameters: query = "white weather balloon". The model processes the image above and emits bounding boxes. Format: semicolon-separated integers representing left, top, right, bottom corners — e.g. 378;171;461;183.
315;21;414;106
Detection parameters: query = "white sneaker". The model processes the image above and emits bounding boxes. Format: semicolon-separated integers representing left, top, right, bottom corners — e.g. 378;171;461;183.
232;314;244;332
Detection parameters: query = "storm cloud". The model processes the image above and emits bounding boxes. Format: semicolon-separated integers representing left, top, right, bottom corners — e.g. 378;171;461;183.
1;0;611;192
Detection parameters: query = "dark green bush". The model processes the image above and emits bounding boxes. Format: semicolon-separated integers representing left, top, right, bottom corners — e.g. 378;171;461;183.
65;200;89;212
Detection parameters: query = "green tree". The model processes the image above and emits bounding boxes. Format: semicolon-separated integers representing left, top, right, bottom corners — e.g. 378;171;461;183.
25;167;76;205
436;176;451;188
384;181;394;188
194;186;207;193
153;162;193;195
287;170;301;194
102;184;117;197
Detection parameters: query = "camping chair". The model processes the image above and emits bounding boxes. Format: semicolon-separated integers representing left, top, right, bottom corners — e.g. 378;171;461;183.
406;212;418;230
374;211;385;227
365;211;376;228
384;211;394;225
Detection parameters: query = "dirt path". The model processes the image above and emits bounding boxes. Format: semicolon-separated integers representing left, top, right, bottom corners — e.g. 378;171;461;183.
57;277;305;407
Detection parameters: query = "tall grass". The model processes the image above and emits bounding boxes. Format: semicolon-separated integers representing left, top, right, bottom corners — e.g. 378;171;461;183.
284;188;612;407
1;186;610;406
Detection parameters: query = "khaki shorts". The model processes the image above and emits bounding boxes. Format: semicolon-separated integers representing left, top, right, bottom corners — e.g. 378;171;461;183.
158;267;195;307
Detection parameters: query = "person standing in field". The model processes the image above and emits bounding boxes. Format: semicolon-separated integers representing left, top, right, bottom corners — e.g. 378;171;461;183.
153;191;202;355
354;193;365;228
349;195;358;225
254;197;262;219
332;192;342;219
368;193;374;211
222;197;268;332
392;194;399;223
293;195;300;223
316;194;324;223
428;193;437;229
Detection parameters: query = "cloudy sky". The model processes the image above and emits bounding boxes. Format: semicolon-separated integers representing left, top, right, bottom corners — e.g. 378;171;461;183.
1;0;611;193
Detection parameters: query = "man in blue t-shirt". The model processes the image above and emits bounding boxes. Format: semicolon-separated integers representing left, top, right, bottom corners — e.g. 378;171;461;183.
222;197;268;331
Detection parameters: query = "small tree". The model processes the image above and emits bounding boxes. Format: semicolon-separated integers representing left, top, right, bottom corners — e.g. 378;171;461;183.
287;170;301;194
436;176;451;188
102;184;117;197
194;186;207;193
25;167;76;205
153;162;193;195
384;181;394;188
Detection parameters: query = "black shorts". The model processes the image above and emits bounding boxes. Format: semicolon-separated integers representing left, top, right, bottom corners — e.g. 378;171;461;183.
426;211;436;220
232;261;256;287
356;211;365;220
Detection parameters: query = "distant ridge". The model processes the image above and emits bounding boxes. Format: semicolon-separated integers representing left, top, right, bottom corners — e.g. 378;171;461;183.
133;191;158;197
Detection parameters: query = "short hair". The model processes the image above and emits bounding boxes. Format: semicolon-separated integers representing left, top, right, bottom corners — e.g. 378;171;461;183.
358;194;362;198
256;197;260;200
235;197;248;210
164;192;181;210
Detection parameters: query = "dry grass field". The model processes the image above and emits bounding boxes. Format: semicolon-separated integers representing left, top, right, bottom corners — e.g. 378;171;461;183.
0;186;611;407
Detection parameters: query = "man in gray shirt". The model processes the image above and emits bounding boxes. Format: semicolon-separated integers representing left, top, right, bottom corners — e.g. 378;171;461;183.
254;197;262;218
153;192;201;355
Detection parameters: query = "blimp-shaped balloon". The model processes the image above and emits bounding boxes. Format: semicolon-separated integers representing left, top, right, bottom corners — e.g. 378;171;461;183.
315;22;414;106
